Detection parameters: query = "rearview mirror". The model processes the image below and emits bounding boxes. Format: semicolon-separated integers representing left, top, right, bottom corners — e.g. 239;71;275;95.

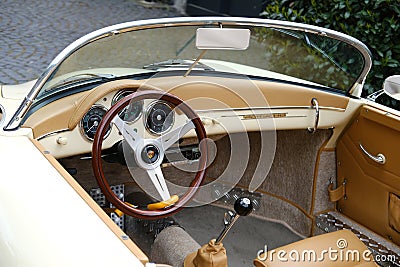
384;75;400;101
196;28;250;50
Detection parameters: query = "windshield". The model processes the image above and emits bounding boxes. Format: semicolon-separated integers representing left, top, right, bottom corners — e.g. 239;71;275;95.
35;19;369;100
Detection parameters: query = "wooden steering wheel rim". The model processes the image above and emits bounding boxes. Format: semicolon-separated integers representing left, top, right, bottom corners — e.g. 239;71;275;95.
92;89;208;219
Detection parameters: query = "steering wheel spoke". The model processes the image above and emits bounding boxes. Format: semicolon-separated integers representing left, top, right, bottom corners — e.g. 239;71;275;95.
146;166;171;201
157;120;195;150
112;116;142;150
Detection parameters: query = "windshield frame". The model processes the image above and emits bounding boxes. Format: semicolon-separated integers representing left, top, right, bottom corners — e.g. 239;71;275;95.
4;16;372;131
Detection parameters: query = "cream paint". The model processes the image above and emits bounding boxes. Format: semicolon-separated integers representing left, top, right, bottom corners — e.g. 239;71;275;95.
0;97;27;129
1;80;36;99
0;135;143;266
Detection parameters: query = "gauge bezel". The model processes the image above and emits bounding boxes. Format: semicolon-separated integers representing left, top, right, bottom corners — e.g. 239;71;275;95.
144;100;175;135
112;90;134;105
112;90;143;124
79;104;111;141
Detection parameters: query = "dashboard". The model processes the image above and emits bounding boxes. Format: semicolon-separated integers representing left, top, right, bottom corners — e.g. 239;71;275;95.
23;76;354;158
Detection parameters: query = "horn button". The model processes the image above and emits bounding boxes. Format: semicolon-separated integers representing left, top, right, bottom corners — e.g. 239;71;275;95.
141;144;161;164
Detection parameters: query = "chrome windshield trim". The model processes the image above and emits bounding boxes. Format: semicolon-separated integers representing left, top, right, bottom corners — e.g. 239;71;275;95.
0;104;5;127
4;16;372;131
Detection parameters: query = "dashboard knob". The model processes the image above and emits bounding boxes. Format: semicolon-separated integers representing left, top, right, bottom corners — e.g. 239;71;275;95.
201;117;217;126
57;137;68;145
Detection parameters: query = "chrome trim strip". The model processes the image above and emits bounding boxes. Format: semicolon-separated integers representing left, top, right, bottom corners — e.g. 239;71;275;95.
197;106;346;113
240;112;287;120
4;16;371;130
36;128;70;141
239;114;307;120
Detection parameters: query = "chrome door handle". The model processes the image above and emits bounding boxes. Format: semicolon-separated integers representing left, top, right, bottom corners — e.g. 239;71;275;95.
359;143;386;164
307;98;319;133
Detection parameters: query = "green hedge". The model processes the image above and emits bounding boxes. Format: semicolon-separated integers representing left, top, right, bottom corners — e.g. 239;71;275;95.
261;0;400;98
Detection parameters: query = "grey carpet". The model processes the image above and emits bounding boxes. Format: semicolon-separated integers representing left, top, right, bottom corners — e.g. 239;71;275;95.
206;130;333;236
173;205;302;267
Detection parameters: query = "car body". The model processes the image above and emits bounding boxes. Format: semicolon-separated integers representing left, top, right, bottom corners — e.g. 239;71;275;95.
0;17;399;266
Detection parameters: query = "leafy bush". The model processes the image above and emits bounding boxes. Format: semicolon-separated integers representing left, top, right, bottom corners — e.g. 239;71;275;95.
253;28;364;92
261;0;400;98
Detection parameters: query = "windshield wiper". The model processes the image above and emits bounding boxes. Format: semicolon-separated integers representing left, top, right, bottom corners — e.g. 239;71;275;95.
274;29;350;75
45;73;116;92
143;59;214;71
302;33;350;75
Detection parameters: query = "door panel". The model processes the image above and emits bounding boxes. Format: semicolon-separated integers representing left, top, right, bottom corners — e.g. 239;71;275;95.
337;105;400;245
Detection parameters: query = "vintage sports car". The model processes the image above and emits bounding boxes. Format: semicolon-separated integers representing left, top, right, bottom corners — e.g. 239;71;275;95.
1;16;400;266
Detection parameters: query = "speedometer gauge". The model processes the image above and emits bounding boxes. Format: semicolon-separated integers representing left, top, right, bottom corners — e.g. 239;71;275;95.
80;105;111;141
112;90;143;123
145;101;174;135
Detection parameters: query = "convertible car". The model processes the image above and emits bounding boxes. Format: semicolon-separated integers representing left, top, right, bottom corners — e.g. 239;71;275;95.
1;17;400;266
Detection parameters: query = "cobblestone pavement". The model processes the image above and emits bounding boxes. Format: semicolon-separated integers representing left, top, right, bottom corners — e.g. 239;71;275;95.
0;0;180;85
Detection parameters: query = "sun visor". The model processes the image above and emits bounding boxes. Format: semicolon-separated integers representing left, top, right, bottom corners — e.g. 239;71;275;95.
196;28;250;50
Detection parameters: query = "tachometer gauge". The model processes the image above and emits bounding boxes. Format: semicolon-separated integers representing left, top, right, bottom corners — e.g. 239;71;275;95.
145;101;174;135
80;105;111;141
112;90;143;123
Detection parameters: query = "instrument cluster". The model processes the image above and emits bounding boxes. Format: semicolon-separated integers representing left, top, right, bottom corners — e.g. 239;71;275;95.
79;90;175;141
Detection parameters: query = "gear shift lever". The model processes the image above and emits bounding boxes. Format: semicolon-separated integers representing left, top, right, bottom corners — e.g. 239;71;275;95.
215;197;253;244
184;197;253;267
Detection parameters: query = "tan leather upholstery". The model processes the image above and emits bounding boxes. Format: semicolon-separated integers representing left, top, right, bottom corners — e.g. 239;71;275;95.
254;230;378;266
389;193;400;233
337;105;400;245
328;182;346;202
184;239;228;267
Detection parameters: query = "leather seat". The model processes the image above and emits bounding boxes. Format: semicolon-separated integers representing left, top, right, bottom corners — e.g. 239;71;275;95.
254;230;378;266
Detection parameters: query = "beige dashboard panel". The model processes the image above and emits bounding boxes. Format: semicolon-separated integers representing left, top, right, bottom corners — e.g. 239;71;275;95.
150;76;349;110
23;91;87;138
23;76;349;139
337;105;400;245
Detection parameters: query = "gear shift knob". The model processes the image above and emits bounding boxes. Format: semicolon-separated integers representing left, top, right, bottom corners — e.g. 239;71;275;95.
234;197;253;216
215;197;253;245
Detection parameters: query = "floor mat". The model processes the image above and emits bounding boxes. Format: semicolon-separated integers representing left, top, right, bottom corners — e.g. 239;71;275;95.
173;205;302;267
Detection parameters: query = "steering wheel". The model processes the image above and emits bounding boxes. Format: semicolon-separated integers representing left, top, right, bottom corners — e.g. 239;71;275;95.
92;90;208;219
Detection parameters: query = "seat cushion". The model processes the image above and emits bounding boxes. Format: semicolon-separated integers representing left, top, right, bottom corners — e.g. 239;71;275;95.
254;230;378;266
